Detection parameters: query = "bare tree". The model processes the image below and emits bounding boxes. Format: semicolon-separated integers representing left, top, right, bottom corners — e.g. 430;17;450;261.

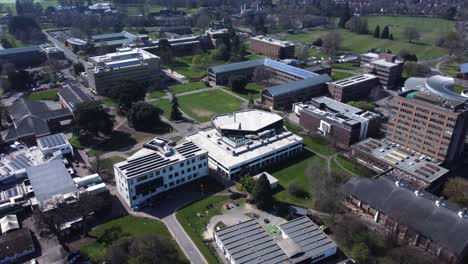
403;27;420;43
322;31;342;62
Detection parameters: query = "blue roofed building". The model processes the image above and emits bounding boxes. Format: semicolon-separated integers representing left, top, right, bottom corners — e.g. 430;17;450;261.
460;63;468;80
208;58;332;110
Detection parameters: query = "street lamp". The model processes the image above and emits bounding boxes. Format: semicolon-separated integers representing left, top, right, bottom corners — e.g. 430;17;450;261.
200;184;204;197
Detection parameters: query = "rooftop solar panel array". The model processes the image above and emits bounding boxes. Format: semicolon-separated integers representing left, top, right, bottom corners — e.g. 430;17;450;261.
263;59;317;79
174;142;203;159
216;219;290;264
279;216;336;260
38;133;67;148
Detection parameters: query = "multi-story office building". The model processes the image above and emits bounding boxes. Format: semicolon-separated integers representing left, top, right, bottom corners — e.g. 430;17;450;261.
114;137;209;208
327;74;379;102
262;75;331;110
0;46;45;68
293;97;381;147
360;52;403;89
39;44;65;60
206;28;229;47
250;36;295;59
91;31;138;53
386;90;468;166
86;47;160;94
187;110;303;180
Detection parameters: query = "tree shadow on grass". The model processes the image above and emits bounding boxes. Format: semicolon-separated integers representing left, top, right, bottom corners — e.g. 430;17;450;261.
80;131;138;154
134;121;173;134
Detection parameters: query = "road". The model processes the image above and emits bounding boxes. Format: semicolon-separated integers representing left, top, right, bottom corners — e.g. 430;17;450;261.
43;30;89;67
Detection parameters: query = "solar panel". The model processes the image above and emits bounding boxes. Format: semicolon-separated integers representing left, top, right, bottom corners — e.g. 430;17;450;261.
264;59;317;79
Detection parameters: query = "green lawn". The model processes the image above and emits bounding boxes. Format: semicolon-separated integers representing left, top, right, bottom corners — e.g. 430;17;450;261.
229;83;265;100
167;55;218;80
332;71;354;80
332;62;361;72
283;16;454;60
178;90;243;123
148;90;166;99
81;216;187;263
176;195;232;264
271;152;323;207
169;81;207;94
101;156;125;178
440;61;460;77
453;84;467;95
335;154;375;177
150;99;171;119
71;131;137;156
27;88;59;101
303;135;337;156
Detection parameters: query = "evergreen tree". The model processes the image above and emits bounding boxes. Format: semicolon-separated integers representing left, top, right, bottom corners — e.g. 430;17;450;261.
338;1;351;28
389;34;394;40
170;94;183;121
373;25;380;38
252;174;273;210
381;25;390;39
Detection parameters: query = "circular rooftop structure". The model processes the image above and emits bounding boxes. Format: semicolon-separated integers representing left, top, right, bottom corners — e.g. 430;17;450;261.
404;75;467;102
212;110;283;135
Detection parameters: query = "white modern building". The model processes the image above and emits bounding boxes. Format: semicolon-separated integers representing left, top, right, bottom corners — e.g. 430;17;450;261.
187;110;303;180
86;47;161;94
114;137;209;208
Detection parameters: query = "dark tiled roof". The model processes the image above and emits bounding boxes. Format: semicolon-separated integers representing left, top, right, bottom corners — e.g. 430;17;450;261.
342;174;468;256
263;74;331;97
0;46;39;56
0;228;35;259
5;99;72;142
58;85;92;111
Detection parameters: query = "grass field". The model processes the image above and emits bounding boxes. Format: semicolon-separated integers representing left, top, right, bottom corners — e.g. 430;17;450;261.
168;55;218;79
229;83;265;100
27;88;59;101
283;16;454;60
81;216;187;263
178;90;243;123
101;156;125;178
303;135;337;156
71;131;137;156
333;62;361;72
150;99;171;119
335;154;375;177
440;61;460;77
332;71;354;80
148;90;166;99
176;195;232;264
169;81;207;94
271;152;323;207
453;84;467;95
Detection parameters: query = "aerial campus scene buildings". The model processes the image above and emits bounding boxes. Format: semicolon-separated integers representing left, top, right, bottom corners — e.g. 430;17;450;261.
2;1;468;264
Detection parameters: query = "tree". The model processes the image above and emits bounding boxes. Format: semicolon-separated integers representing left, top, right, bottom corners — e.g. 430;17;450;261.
7;16;45;44
127;102;163;131
442;6;457;20
313;38;323;47
351;242;369;263
373;25;380;38
228;75;247;93
252;174;272;210
104;80;147;111
322;31;342;59
73;62;85;75
73;102;114;137
404;62;430;77
348;17;368;34
239;175;256;193
298;45;309;62
105;240;129;264
129;235;184;264
381;25;390;39
439;32;464;55
338;1;351;28
170;94;183;121
443;177;468;207
389;34;394;40
403;27;420;43
287;181;308;198
159;39;173;65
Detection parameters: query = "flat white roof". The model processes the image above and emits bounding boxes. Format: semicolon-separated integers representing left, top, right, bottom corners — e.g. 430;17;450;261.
187;129;302;170
251;35;294;47
212;110;283;132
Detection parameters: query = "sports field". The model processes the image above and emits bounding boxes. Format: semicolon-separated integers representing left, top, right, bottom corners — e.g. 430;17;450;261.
283;16;454;60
